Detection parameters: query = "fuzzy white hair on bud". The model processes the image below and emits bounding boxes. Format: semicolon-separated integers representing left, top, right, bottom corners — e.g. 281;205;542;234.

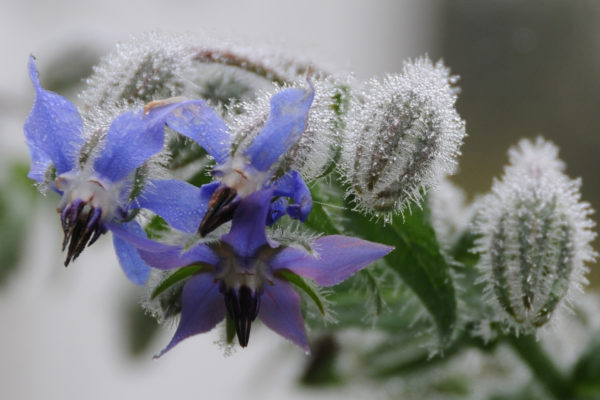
429;177;474;249
341;56;466;219
227;76;345;181
79;32;197;131
473;137;596;333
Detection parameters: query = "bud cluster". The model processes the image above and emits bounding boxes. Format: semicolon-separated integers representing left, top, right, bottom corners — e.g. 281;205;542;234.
341;57;466;218
473;138;596;332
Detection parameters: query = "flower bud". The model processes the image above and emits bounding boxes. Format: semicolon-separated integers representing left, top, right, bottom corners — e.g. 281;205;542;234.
341;57;466;218
228;76;344;181
80;32;196;126
474;138;596;332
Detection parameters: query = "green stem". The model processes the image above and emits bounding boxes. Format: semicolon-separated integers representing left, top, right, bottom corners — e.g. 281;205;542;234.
506;333;571;399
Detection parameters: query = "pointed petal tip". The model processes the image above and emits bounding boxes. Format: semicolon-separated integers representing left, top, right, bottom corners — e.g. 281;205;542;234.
28;55;39;87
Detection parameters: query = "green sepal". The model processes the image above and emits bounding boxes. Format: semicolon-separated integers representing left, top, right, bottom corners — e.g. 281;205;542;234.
144;215;169;240
225;315;236;345
571;335;600;399
151;264;212;300
276;269;327;316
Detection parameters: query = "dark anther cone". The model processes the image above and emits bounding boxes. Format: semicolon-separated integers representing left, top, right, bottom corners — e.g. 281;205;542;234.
199;185;239;237
223;285;261;347
60;201;106;266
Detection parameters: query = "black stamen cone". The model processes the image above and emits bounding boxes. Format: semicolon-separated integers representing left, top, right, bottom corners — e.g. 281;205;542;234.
199;185;239;237
222;285;261;347
61;201;106;266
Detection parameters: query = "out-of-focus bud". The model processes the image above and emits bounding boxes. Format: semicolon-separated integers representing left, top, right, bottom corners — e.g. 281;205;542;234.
429;177;474;249
341;57;466;219
80;32;196;125
474;138;596;333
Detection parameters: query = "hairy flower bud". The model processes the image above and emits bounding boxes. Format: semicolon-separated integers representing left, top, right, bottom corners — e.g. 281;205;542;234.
229;76;344;181
79;32;196;125
474;138;596;332
341;57;466;218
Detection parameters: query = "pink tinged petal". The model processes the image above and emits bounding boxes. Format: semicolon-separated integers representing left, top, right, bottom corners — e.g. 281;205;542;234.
259;279;310;353
271;235;394;287
109;219;218;270
24;56;84;178
221;189;274;257
162;100;232;164
244;85;314;171
107;221;174;253
136;180;219;233
138;243;218;271
156;274;226;357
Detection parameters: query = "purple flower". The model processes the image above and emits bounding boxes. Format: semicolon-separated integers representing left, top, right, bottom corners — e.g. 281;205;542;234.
24;57;225;284
116;189;393;355
159;82;315;235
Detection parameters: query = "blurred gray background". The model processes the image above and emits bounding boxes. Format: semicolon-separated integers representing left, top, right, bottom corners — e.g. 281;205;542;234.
0;1;598;399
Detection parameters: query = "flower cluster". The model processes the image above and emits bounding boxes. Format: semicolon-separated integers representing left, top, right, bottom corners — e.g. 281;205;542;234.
24;56;392;353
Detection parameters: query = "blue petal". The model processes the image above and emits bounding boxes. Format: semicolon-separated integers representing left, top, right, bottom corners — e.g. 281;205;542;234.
24;57;84;179
27;145;52;183
271;170;312;222
270;235;394;287
110;220;151;285
156;273;226;357
243;85;314;171
266;198;287;226
136;180;219;233
92;109;166;183
222;189;273;257
161;100;232;164
259;279;310;353
138;243;218;271
109;221;219;270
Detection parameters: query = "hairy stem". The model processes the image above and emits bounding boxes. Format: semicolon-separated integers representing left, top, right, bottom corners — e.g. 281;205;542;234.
506;333;571;399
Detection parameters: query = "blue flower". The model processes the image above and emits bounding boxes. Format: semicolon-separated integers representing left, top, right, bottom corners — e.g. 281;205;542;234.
116;189;393;355
24;57;227;284
155;82;315;235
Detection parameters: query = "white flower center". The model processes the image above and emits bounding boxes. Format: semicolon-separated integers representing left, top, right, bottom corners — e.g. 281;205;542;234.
217;154;270;198
55;171;122;220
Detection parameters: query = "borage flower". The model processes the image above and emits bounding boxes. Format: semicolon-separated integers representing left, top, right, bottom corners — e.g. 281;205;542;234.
156;81;315;235
117;189;393;354
24;57;221;284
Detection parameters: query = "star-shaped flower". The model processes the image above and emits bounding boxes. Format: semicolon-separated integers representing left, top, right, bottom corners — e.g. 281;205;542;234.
156;81;315;235
116;189;393;355
24;57;227;284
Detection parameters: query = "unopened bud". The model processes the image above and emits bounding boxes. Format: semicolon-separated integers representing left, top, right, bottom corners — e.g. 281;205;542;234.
341;57;466;218
474;138;596;332
80;32;196;126
229;76;344;181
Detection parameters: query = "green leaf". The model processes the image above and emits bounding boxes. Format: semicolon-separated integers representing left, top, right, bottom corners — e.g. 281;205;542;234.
346;203;457;344
303;182;344;235
0;163;37;288
124;294;160;357
571;334;600;399
151;264;211;300
276;269;327;315
144;215;170;240
305;180;458;344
